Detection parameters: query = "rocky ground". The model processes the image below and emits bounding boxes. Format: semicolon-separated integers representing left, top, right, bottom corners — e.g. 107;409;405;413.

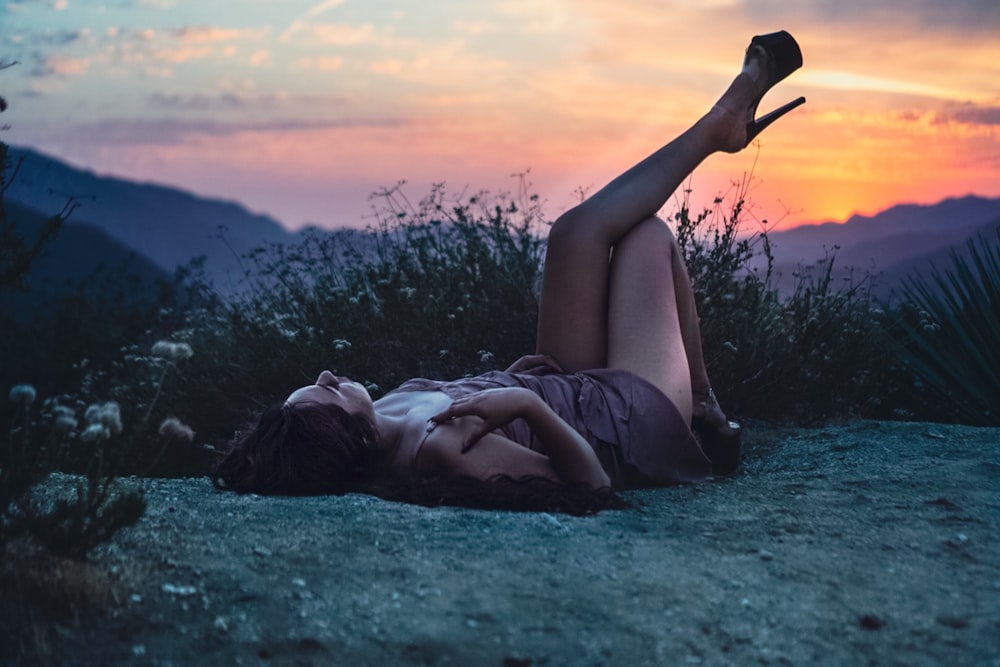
3;419;999;666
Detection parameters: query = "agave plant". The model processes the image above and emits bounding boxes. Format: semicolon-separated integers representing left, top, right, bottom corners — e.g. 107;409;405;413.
896;228;1000;425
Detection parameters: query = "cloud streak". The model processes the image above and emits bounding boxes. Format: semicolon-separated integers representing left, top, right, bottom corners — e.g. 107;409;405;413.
800;70;977;101
67;116;408;146
947;104;1000;127
172;26;269;43
30;55;91;77
279;0;349;43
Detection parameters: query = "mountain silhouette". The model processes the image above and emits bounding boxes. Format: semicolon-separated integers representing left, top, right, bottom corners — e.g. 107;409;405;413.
758;195;1000;300
4;146;297;293
6;145;1000;304
1;200;172;321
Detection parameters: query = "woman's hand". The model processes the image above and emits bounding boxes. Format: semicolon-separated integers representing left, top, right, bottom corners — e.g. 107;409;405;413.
504;354;564;375
429;387;539;453
429;386;611;489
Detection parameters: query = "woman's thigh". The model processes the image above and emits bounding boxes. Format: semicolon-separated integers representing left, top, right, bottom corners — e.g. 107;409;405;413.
535;209;613;371
606;217;692;422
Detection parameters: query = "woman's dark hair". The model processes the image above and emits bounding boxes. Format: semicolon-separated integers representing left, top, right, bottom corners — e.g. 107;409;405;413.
213;401;628;515
212;401;378;495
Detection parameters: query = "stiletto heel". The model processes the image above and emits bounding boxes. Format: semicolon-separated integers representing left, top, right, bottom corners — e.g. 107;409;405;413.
692;388;742;476
695;420;741;476
746;95;806;143
742;30;805;145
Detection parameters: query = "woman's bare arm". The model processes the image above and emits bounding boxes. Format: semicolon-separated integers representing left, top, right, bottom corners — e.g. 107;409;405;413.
427;387;611;489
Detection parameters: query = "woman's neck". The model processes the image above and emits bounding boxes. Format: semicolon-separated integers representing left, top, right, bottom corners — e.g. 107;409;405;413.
372;411;408;454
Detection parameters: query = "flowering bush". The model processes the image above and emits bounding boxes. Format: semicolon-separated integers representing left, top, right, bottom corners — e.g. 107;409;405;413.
671;184;891;423
1;339;195;558
159;180;548;452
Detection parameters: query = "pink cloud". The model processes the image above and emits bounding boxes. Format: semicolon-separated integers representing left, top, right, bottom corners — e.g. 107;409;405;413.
35;55;90;76
172;26;269;43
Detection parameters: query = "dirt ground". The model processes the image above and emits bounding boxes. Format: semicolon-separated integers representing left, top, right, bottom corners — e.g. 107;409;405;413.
5;419;1000;666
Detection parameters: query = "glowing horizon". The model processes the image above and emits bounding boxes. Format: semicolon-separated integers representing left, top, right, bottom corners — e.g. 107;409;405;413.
2;0;998;231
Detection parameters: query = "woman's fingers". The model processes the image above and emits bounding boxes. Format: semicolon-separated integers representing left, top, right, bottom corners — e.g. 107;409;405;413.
543;355;564;372
525;354;563;374
461;426;489;453
428;408;451;424
429;399;474;424
427;389;525;452
507;353;563;374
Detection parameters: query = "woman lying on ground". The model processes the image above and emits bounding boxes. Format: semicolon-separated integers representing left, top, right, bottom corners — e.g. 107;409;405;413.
212;31;806;514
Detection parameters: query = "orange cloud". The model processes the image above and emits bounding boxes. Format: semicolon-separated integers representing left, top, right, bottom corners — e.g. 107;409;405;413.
294;23;375;45
297;57;345;71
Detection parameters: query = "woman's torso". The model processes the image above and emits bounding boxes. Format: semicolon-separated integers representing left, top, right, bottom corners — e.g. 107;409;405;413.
375;369;712;489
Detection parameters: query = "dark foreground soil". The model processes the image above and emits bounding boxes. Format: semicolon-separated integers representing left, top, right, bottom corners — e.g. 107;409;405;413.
4;420;1000;666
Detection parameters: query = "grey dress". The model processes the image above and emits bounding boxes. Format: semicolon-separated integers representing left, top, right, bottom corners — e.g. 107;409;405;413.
387;368;712;488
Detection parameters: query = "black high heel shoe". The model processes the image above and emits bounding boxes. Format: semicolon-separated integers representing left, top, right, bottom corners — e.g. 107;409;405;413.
743;30;806;144
692;389;742;476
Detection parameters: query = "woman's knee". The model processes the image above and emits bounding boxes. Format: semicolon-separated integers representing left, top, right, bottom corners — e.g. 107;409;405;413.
547;211;678;264
545;207;610;262
547;209;582;252
615;216;676;256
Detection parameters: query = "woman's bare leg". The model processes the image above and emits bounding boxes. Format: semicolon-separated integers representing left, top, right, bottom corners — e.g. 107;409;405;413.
668;237;712;399
606;217;693;420
535;71;757;371
537;118;715;371
661;229;735;426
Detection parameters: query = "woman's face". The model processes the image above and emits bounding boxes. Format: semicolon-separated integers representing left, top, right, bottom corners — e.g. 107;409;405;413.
285;370;375;421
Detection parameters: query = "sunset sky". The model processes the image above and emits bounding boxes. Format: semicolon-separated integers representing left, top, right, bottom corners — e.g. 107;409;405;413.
2;0;999;231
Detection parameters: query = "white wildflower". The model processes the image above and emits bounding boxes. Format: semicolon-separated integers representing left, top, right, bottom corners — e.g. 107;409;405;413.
151;341;194;361
80;423;110;443
54;405;79;434
158;417;195;442
151;341;173;358
8;384;36;406
55;415;79;434
478;350;494;364
53;405;76;420
333;339;352;351
85;401;123;435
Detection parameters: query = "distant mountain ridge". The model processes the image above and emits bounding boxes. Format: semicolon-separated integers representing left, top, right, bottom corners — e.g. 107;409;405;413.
5;146;298;292
768;195;1000;260
755;195;1000;299
6;145;1000;303
1;200;171;321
